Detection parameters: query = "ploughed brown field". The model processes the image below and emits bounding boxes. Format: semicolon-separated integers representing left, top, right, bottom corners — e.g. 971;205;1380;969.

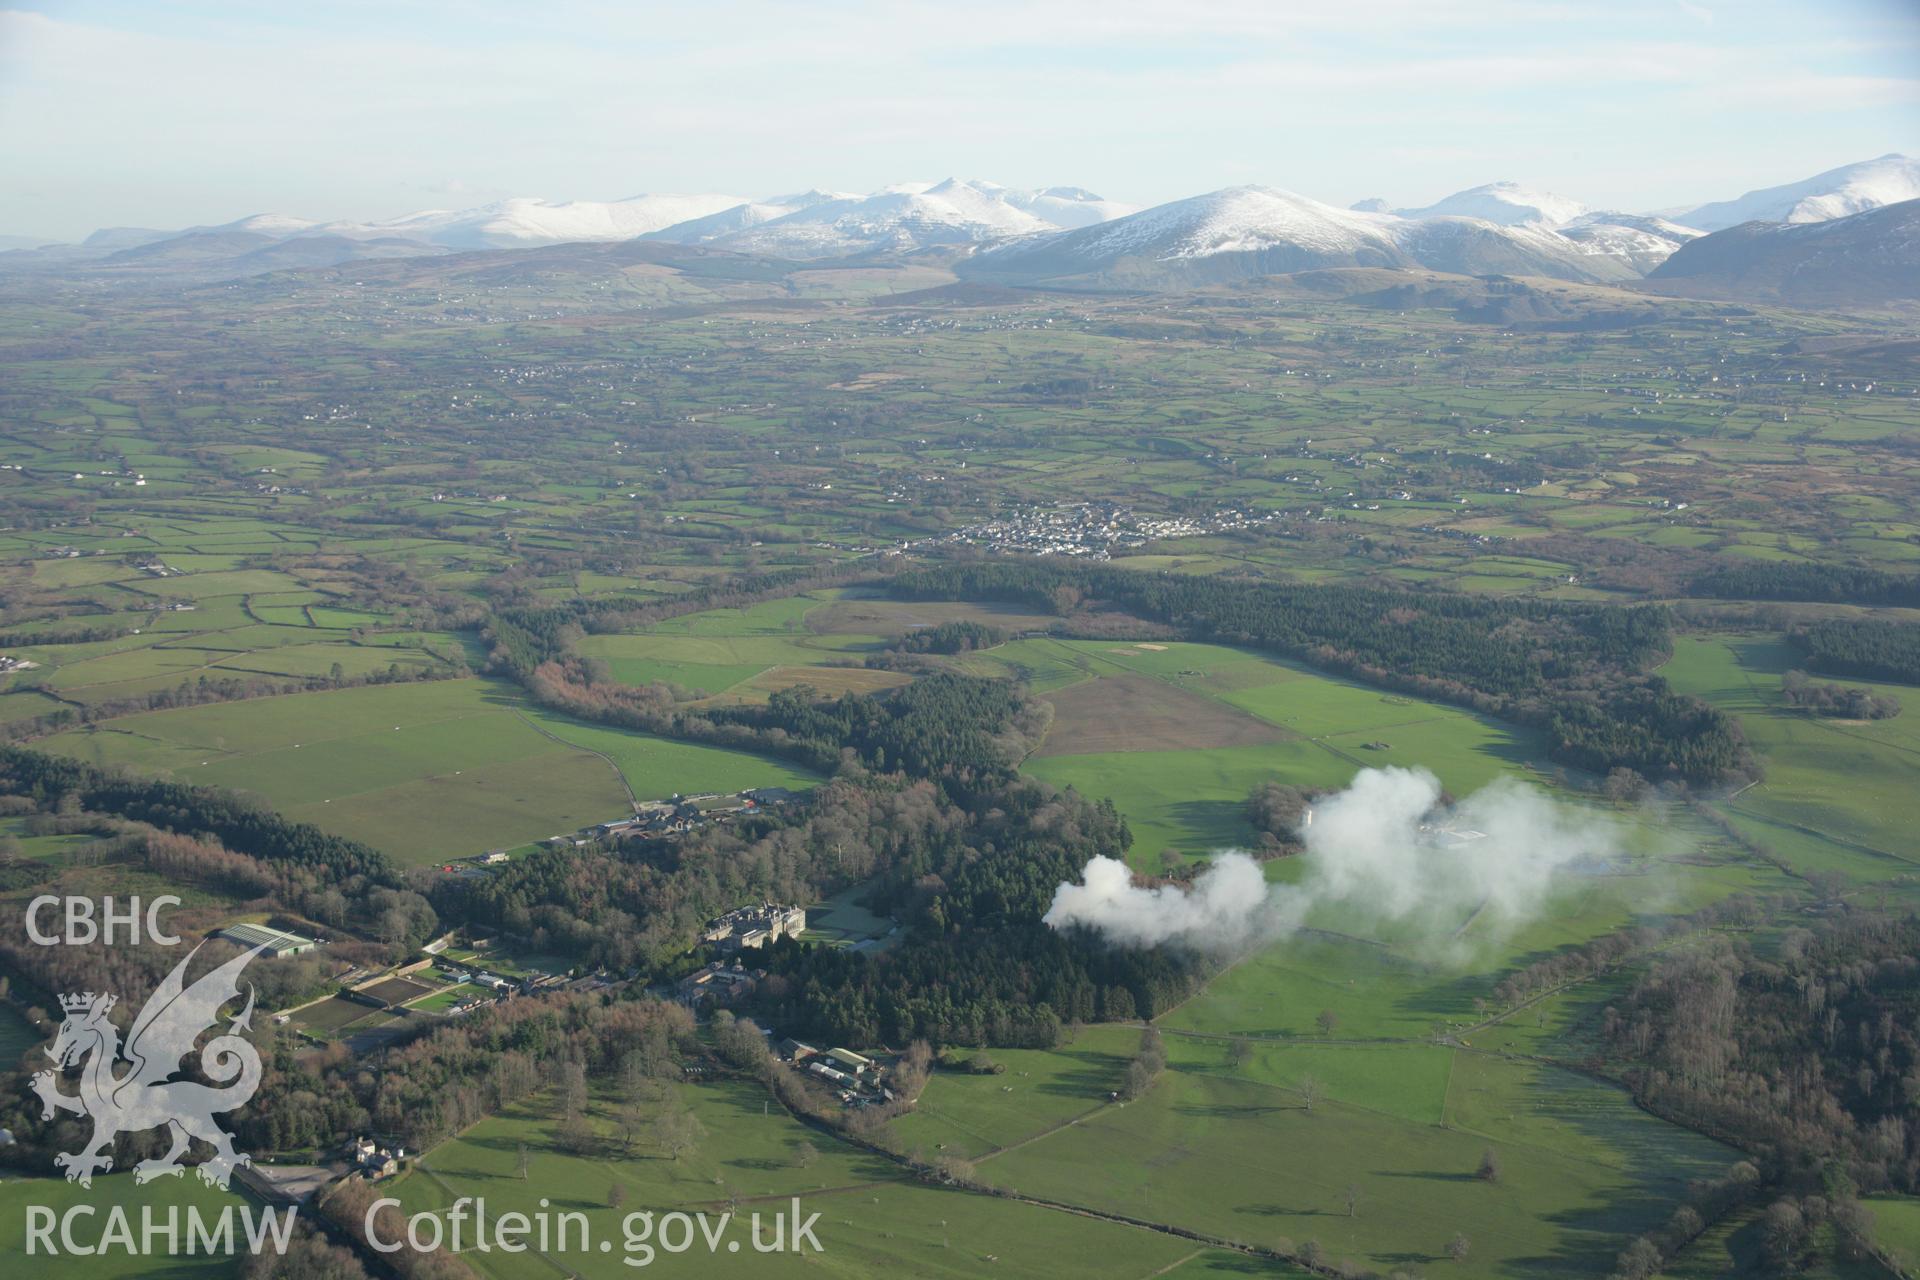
359;976;435;1005
1036;672;1286;756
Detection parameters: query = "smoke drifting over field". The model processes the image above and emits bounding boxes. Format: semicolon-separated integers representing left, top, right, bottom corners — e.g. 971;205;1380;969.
1043;767;1614;954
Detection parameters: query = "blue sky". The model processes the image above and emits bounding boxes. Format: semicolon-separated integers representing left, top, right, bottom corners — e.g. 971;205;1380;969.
1;0;1915;239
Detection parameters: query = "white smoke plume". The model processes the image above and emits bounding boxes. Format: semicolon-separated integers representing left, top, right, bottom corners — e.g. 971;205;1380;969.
1041;849;1274;950
1043;766;1616;955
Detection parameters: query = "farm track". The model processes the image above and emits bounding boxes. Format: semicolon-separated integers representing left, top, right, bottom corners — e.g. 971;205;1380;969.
972;1100;1112;1163
1722;801;1916;868
514;710;639;808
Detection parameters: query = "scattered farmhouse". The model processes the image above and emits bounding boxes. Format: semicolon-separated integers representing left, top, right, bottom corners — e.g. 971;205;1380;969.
350;1136;405;1180
774;1039;896;1108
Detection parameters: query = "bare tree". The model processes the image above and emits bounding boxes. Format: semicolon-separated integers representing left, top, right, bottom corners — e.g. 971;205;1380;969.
655;1105;704;1161
557;1108;594;1155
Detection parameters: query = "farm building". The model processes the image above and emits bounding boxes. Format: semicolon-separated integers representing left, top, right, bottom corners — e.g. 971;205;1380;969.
824;1047;873;1075
217;923;318;956
808;1061;853;1086
776;1038;819;1062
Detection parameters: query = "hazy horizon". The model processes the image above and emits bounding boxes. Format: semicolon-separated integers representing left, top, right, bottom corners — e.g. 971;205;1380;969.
3;0;1917;241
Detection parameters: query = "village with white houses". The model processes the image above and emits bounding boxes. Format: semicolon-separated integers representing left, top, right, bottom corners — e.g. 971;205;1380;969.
902;500;1286;559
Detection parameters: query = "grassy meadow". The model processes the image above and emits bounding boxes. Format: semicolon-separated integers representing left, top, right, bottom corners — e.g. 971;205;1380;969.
38;677;814;863
391;1080;1212;1280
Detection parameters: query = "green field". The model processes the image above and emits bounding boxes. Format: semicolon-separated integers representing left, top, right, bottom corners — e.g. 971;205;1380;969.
520;705;820;801
408;981;485;1012
1013;639;1552;863
1866;1195;1920;1271
0;1175;252;1278
1661;634;1920;882
394;1080;1208;1279
937;1036;1733;1277
37;678;814;863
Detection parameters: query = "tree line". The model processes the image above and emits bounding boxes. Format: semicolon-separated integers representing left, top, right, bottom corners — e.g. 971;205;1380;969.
1691;562;1920;608
0;748;399;883
1780;670;1901;720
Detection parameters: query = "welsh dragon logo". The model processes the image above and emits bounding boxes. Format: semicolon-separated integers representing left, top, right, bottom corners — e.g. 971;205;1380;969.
31;941;267;1189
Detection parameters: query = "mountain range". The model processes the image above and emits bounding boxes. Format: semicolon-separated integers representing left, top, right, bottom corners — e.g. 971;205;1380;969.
3;155;1915;302
959;185;1708;288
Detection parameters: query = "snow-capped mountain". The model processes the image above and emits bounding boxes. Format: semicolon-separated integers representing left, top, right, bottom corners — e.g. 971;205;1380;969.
1396;182;1589;228
1006;185;1137;230
214;213;323;237
1388;215;1630;280
1648;197;1920;304
1556;213;1705;275
974;186;1406;276
1674;155;1920;231
699;179;1134;259
313;193;751;249
7;179;1136;278
642;191;852;245
964;185;1647;286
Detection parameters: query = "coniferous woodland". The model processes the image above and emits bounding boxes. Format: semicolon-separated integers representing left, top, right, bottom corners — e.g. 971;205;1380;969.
1789;618;1920;685
435;729;1198;1044
884;619;1010;654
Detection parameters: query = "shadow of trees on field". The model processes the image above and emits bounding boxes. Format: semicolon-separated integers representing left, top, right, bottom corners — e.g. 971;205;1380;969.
1164;799;1256;850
